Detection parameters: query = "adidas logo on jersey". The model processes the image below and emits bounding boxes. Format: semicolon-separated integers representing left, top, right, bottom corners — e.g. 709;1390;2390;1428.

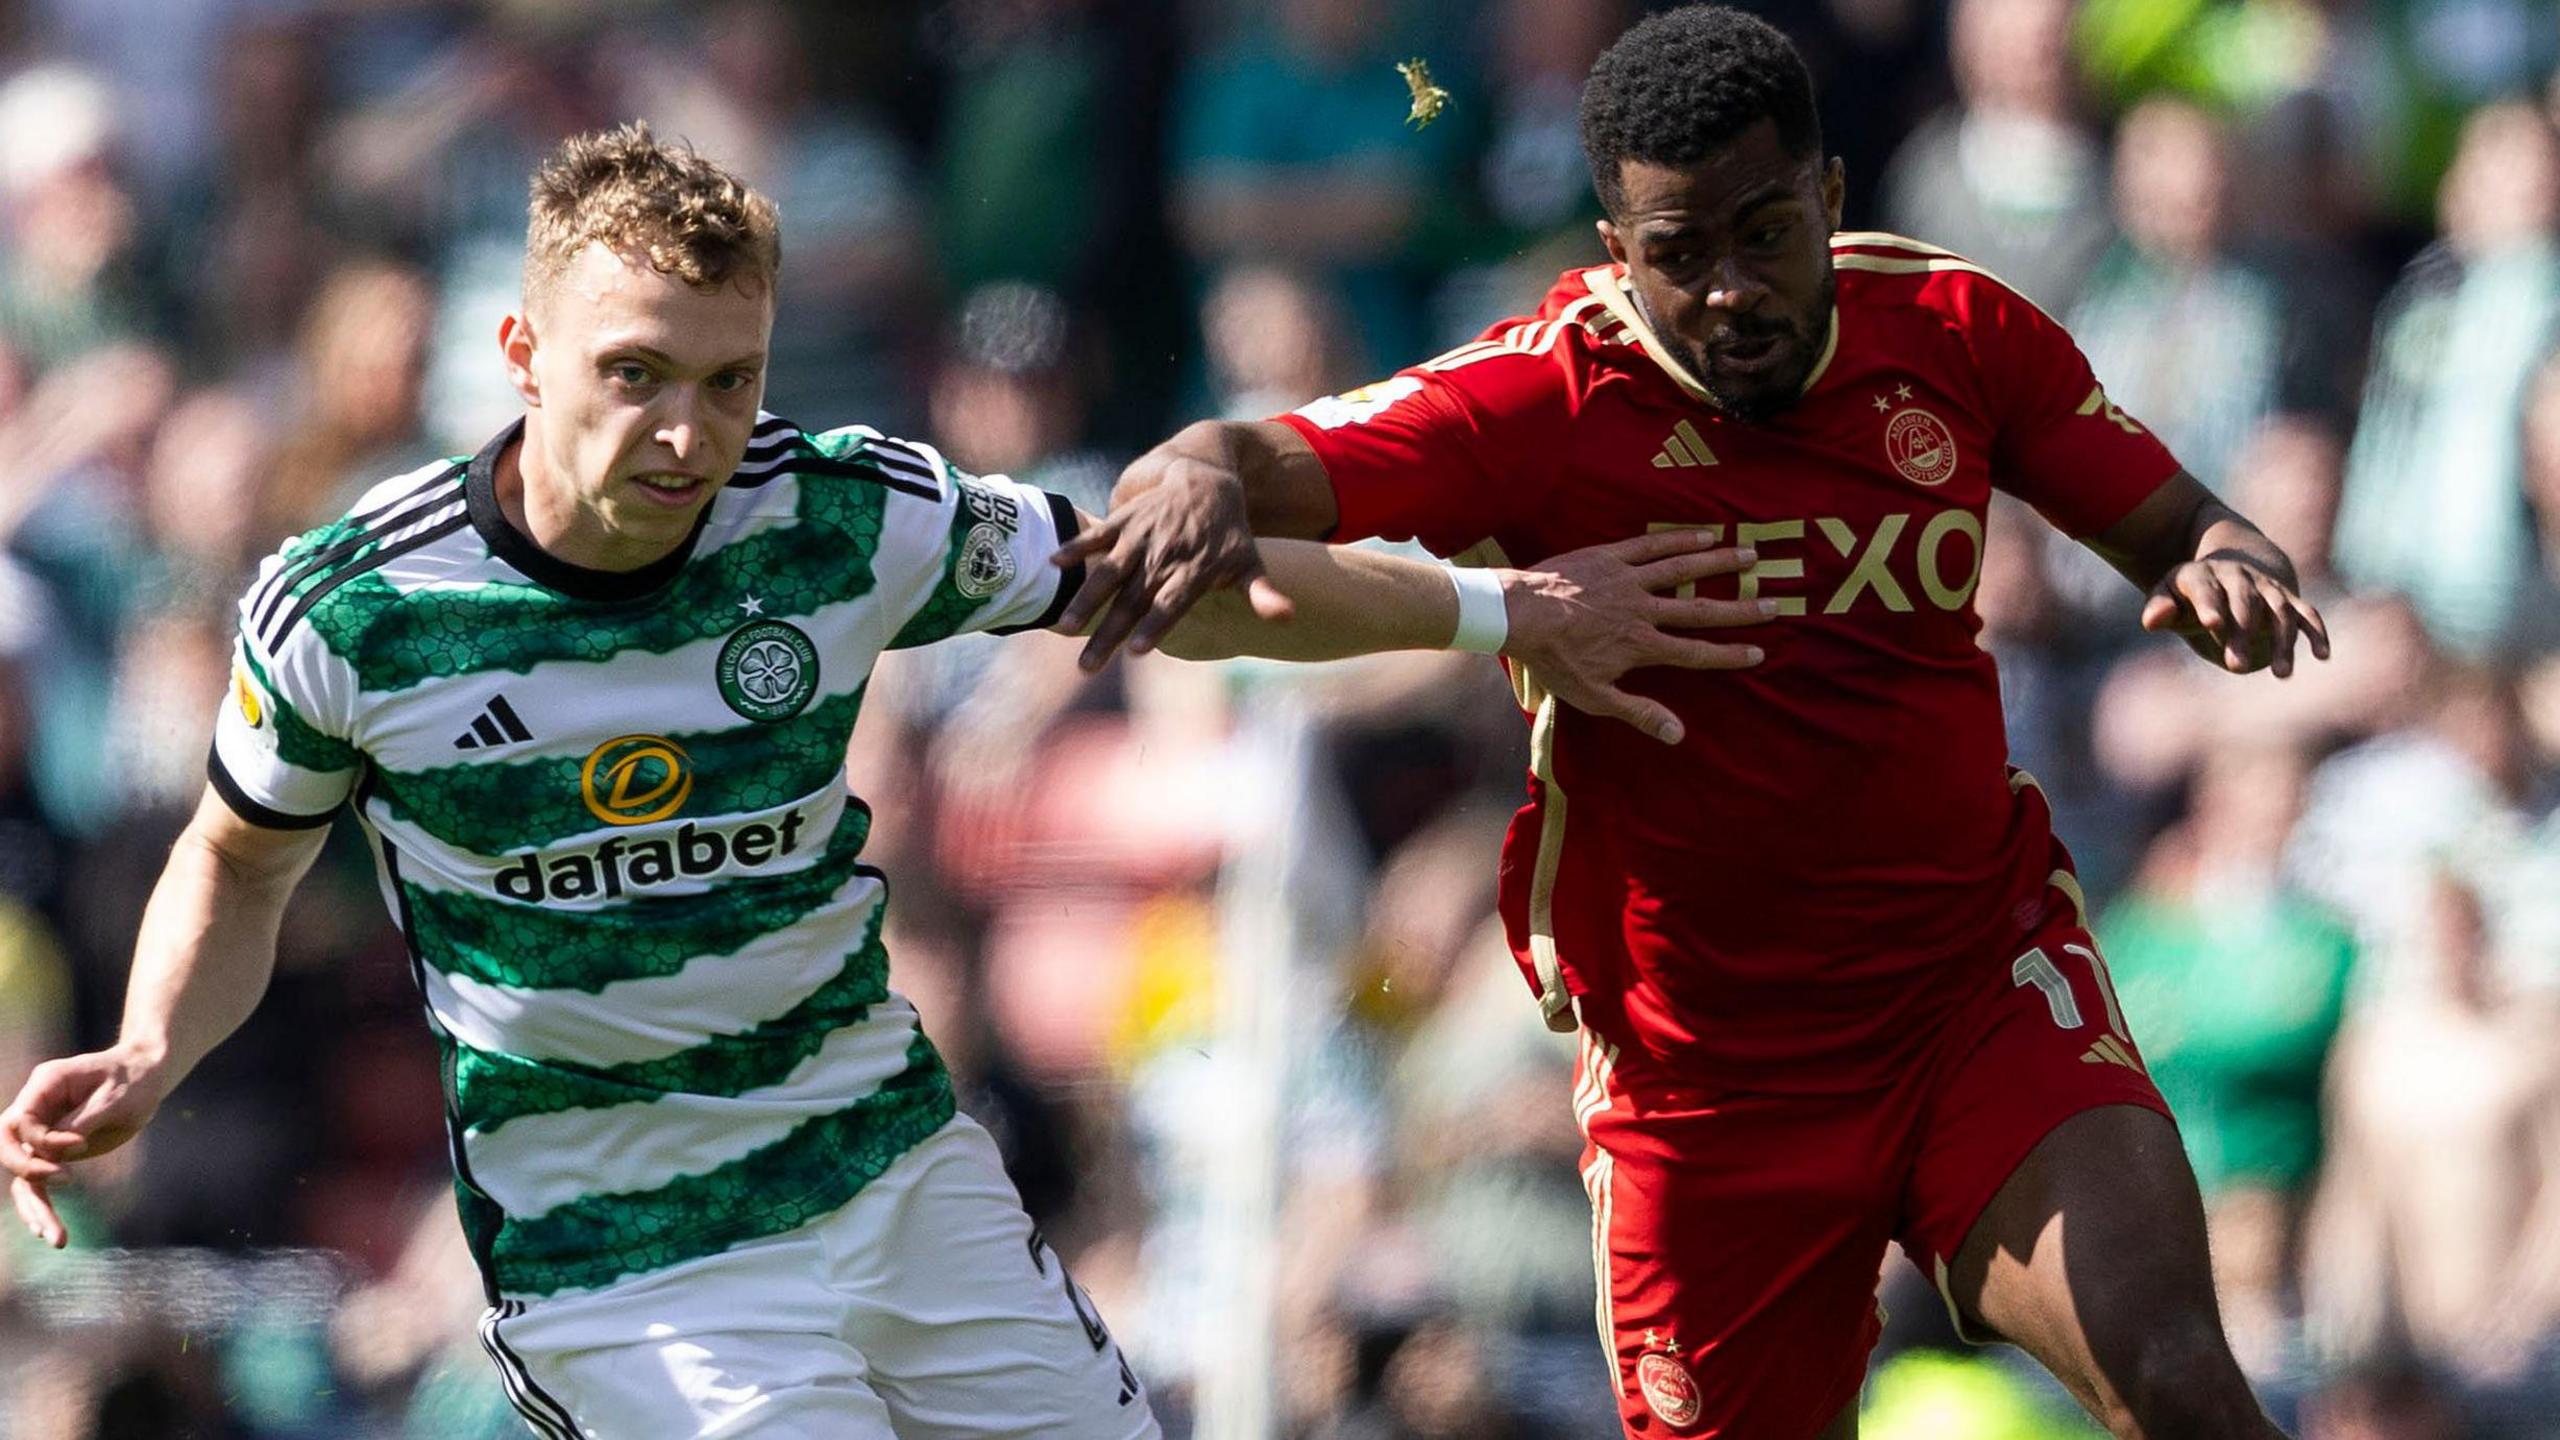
1652;420;1717;469
453;694;533;749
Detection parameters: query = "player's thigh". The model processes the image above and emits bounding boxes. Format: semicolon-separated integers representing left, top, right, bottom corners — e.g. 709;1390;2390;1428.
1903;925;2257;1430
485;1244;896;1440
1944;1105;2260;1430
826;1114;1157;1440
1578;1034;1896;1439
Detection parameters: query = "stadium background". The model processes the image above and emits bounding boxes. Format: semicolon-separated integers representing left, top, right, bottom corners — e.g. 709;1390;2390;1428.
1;0;2558;1435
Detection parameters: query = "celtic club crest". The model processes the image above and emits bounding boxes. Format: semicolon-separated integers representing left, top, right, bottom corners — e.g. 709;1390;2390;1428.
716;619;820;722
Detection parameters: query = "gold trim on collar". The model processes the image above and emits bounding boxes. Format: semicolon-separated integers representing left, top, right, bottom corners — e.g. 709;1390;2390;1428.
1799;307;1840;394
1582;265;1711;404
1580;264;1841;409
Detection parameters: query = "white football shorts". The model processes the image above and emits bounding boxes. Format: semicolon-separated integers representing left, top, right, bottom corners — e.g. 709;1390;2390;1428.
474;1112;1158;1439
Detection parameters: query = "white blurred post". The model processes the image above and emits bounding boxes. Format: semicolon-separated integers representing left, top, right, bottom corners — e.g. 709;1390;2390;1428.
1190;696;1302;1440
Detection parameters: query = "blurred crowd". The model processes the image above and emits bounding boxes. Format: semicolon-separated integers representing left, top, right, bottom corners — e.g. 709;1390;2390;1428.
2;0;2558;1436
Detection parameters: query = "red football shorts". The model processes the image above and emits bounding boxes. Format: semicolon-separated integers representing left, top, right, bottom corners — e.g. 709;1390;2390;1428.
1572;896;2172;1438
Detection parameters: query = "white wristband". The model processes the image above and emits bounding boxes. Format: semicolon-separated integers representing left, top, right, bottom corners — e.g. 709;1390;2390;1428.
1446;565;1509;654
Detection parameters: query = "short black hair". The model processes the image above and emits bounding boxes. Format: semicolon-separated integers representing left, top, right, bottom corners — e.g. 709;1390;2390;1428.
1579;5;1824;217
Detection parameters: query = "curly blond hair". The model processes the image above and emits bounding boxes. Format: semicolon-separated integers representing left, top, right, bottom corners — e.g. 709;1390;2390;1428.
524;121;781;304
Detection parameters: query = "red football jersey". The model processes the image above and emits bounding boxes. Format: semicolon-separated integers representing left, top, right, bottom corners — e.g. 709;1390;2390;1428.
1273;233;2181;1092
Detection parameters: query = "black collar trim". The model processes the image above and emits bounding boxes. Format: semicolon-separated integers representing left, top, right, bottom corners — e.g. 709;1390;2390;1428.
465;418;709;602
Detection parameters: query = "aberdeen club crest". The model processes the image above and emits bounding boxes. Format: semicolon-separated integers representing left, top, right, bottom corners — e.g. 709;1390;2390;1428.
1884;405;1958;487
1635;1332;1702;1429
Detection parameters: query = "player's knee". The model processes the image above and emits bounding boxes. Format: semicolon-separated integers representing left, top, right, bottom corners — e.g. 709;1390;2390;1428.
2092;1319;2274;1440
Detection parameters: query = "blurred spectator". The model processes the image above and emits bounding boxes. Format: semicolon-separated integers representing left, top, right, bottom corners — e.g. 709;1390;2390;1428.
0;644;71;923
1201;263;1348;418
322;9;618;444
261;259;438;538
1172;0;1449;369
632;0;932;426
174;17;338;381
900;284;1117;770
2070;99;2289;487
0;64;154;367
2076;0;2420;222
1;342;176;836
24;0;275;205
930;0;1112;298
0;897;69;1134
2104;742;2356;1371
2286;666;2545;991
2306;872;2560;1382
2506;344;2560;659
1975;495;2165;896
1880;0;2113;310
2334;102;2560;659
139;387;273;605
1425;0;1630;341
1471;0;1626;247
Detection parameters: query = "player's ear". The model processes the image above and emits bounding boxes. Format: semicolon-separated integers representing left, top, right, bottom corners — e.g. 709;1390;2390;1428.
1821;157;1846;231
500;312;541;407
1597;216;1629;267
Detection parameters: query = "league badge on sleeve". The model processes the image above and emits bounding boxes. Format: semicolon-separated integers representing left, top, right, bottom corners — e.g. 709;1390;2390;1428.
956;522;1017;599
1296;376;1423;430
233;662;266;729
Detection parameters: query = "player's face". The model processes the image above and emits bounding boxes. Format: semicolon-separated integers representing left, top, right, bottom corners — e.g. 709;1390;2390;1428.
505;242;771;566
1599;121;1844;422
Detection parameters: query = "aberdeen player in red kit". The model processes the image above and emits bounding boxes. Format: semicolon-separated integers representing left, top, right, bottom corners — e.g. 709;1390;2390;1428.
1065;8;2322;1438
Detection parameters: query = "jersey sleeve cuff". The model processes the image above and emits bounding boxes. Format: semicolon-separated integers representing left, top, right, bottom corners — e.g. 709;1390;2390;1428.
1269;412;1346;542
987;490;1083;636
207;744;342;830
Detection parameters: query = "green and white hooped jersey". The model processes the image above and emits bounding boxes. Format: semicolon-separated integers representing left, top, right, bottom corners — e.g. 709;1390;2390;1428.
211;414;1081;1301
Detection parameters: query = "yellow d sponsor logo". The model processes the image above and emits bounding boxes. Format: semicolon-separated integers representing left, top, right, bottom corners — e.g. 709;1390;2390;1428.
580;734;693;826
233;665;264;728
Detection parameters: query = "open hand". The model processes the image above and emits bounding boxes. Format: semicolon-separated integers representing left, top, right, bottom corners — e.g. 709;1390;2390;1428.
2139;552;2330;677
3;1046;167;1248
1051;440;1290;673
1505;530;1772;744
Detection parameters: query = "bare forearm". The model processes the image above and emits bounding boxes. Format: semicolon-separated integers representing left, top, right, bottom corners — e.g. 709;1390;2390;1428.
1154;541;1463;661
2089;473;2295;593
2189;507;2296;588
1150;420;1338;539
116;827;298;1084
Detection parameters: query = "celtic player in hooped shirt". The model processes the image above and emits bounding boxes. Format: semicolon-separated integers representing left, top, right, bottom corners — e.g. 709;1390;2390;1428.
0;125;1768;1439
1062;10;2328;1440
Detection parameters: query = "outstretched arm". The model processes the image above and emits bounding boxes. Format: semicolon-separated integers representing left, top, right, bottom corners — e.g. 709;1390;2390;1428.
1054;420;1336;670
1059;523;1772;744
2082;470;2331;677
3;787;326;1246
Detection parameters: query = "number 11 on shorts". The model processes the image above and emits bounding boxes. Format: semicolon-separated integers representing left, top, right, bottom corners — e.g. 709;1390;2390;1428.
2011;943;2133;1049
